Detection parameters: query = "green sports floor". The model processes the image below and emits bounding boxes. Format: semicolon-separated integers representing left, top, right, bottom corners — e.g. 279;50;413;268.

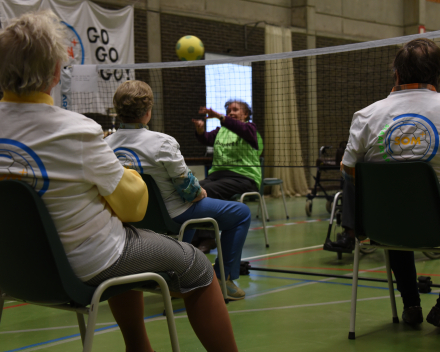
2;197;440;351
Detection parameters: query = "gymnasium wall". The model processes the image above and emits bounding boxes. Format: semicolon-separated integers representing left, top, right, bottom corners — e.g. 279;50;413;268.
160;13;265;159
83;2;149;132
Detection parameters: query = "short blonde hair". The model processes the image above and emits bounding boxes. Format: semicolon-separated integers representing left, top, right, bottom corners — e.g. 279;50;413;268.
113;81;154;122
0;10;68;95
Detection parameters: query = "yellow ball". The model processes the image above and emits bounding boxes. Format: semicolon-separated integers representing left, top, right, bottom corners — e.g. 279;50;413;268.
175;35;204;61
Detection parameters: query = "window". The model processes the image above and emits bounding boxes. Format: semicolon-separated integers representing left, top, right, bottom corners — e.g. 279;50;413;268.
205;53;252;133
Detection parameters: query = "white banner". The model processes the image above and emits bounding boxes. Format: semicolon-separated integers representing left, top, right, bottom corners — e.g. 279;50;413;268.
0;0;134;112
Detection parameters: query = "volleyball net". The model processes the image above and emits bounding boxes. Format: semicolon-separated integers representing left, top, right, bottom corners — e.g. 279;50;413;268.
61;30;440;172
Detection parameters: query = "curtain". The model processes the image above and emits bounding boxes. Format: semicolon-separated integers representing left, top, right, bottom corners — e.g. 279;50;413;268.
264;25;309;197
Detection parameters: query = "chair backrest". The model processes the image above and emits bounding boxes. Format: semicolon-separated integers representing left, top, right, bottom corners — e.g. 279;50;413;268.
130;174;181;234
0;180;96;306
355;162;440;248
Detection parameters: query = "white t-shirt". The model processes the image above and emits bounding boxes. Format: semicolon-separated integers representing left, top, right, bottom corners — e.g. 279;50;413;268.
343;87;440;176
0;102;125;281
105;128;193;218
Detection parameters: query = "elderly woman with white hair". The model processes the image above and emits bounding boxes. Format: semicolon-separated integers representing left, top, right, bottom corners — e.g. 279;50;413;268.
0;10;238;352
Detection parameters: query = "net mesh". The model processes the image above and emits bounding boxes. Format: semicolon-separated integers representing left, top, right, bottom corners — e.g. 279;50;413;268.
64;31;440;172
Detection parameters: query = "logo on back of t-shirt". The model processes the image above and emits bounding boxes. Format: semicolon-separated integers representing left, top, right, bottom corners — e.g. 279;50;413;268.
113;147;143;173
0;139;49;196
380;114;439;162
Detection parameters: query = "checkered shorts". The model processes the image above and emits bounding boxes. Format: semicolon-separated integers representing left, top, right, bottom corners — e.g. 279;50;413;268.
85;224;213;293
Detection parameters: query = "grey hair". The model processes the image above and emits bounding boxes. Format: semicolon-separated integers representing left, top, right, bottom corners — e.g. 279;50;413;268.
113;81;154;123
0;10;68;95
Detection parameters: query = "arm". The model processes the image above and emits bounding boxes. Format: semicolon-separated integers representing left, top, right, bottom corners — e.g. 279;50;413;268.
194;126;220;147
104;168;149;222
341;111;370;185
158;139;206;202
194;107;258;149
82;129;148;222
221;116;259;150
171;167;206;202
341;162;355;185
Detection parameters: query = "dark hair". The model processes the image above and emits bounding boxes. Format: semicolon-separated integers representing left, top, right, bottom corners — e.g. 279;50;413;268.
224;99;252;121
392;38;440;89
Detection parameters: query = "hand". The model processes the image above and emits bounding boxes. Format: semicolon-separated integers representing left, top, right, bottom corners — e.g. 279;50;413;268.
192;118;205;135
198;106;223;120
191;187;207;203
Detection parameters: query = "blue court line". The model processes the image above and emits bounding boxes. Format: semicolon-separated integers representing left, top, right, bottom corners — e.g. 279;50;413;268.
250;273;440;295
4;307;186;352
6;275;437;351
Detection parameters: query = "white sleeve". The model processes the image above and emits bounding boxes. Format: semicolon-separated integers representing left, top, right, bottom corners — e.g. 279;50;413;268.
82;130;124;196
156;138;188;177
342;112;370;167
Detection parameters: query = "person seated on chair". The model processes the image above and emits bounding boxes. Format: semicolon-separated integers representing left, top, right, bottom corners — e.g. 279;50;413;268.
191;100;263;253
105;80;251;301
0;11;239;352
328;38;440;328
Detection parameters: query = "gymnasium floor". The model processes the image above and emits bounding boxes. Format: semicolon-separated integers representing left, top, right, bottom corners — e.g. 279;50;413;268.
2;197;440;351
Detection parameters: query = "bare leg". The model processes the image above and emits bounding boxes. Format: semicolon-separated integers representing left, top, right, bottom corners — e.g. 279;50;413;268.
108;290;153;352
175;272;238;352
108;271;237;352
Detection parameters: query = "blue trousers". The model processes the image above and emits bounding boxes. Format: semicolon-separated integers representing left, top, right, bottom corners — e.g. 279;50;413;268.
173;197;251;281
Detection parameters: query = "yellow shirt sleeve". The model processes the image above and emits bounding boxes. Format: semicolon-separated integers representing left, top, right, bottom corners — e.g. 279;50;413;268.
104;168;149;222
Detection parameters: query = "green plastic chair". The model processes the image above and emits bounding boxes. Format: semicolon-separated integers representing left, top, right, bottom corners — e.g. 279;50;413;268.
130;174;228;302
349;162;440;340
0;180;180;352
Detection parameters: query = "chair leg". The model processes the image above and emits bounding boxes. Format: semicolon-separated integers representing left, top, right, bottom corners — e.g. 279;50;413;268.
279;183;289;219
0;294;4;324
258;195;269;248
384;249;399;323
154;276;181;351
213;222;228;303
179;220;228;302
82;304;99;352
76;312;87;346
262;194;270;221
349;238;360;340
256;199;260;219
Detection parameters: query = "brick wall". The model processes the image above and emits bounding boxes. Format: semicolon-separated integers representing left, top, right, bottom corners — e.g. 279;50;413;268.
160;14;265;159
314;36;397;185
291;34;309;168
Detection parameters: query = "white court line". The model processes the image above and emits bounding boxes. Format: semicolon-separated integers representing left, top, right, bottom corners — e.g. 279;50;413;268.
20;294;399;351
6;257;432;349
247;264;389;299
0;322;116;334
242;244;323;261
229;294;400;315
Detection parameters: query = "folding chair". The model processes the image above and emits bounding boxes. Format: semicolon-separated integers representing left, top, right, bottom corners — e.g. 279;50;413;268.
0;180;180;352
131;174;229;302
349;162;440;340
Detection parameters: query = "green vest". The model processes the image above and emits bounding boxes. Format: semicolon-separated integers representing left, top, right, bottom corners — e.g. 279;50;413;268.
209;127;263;189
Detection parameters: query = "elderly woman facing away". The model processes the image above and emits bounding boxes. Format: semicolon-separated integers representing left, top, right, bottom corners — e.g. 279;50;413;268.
0;10;238;352
105;80;251;301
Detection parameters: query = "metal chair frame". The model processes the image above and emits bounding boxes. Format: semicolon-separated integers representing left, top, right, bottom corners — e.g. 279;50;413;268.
0;180;180;351
348;162;440;340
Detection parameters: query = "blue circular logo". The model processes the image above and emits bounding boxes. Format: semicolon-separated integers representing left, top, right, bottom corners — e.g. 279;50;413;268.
61;21;85;65
0;139;49;196
114;148;143;173
385;114;439;162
